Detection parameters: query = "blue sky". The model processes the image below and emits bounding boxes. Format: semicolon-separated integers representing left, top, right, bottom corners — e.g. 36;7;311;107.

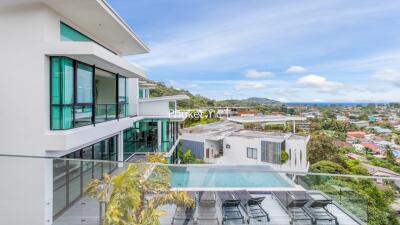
108;0;400;102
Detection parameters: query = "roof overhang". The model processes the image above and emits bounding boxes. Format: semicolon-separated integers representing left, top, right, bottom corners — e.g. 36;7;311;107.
45;41;146;78
139;95;190;103
2;0;149;56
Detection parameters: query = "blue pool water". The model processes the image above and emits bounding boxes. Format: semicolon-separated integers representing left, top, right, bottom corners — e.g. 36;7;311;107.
170;166;293;188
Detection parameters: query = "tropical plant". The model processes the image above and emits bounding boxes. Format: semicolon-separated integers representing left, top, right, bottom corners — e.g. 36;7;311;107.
280;150;289;164
85;154;194;225
177;148;196;164
84;173;114;224
384;145;395;163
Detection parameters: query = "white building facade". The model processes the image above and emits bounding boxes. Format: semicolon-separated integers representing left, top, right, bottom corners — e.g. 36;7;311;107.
0;1;187;225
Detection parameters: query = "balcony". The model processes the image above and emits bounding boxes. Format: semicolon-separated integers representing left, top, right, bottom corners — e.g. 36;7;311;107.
138;95;189;119
1;155;395;225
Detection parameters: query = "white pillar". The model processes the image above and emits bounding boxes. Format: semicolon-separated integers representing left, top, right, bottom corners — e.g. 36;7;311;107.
293;120;296;134
118;131;124;166
157;121;162;147
127;78;139;116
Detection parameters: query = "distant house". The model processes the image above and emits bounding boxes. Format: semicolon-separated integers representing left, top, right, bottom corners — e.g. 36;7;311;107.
353;144;364;152
347;131;366;139
370;126;392;134
334;140;352;148
350;120;369;128
363;163;400;177
361;142;382;154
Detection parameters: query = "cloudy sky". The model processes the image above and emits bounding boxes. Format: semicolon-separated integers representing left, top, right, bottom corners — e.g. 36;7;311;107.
108;0;400;102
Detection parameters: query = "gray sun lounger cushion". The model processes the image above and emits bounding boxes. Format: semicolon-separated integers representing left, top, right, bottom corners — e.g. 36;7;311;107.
233;190;270;222
199;191;217;207
217;192;244;224
273;191;313;225
289;192;338;225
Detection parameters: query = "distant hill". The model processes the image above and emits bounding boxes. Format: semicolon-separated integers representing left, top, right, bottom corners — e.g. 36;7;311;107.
150;82;282;109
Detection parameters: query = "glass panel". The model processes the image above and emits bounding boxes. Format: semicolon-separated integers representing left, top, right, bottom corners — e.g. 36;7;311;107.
139;88;144;99
51;57;74;104
51;106;73;130
74;106;92;127
119;103;127;118
82;147;93;188
118;77;126;103
53;159;67;216
77;63;93;104
60;22;91;42
68;160;81;204
93;143;103;179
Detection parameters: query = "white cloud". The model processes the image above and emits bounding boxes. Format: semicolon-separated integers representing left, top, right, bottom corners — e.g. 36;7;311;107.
297;74;344;93
234;81;268;90
245;69;274;78
286;66;306;73
371;69;400;87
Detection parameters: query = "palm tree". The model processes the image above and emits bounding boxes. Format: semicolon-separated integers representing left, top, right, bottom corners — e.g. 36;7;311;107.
85;154;194;225
384;145;395;163
84;173;113;225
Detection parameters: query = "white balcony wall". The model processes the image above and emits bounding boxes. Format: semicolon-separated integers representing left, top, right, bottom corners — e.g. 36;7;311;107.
139;99;171;117
127;78;139;116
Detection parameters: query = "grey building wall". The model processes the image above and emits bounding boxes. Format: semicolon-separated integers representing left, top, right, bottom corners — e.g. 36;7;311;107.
180;140;204;159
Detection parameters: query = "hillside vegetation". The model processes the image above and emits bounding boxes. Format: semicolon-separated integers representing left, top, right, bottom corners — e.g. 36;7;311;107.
150;82;282;109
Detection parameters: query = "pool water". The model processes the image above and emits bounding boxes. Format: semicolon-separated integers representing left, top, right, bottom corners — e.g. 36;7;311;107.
170;166;294;188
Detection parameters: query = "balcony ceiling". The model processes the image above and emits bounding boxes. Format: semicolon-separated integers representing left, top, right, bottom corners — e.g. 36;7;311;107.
1;0;150;56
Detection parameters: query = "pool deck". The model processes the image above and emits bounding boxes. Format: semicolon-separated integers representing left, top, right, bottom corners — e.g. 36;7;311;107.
54;192;364;225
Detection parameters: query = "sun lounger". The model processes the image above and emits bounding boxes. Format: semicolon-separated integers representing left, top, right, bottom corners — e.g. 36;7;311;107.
217;192;245;224
290;191;338;225
233;190;270;223
196;192;219;225
273;191;313;225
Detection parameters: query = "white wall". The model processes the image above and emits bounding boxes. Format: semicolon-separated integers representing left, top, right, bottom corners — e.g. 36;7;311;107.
220;135;309;171
139;100;170;116
222;136;261;164
0;3;142;225
127;78;139;116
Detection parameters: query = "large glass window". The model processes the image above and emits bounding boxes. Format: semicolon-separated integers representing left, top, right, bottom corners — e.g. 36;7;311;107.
261;141;282;164
51;57;74;129
60;22;91;42
76;63;93;104
53;136;118;218
51;57;129;130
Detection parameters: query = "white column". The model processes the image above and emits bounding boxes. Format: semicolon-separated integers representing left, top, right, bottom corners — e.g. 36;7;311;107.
127;78;139;116
293;120;296;134
157;121;162;147
118;131;124;166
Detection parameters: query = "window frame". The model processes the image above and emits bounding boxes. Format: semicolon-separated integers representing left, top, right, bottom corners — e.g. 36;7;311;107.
50;56;128;130
246;147;257;159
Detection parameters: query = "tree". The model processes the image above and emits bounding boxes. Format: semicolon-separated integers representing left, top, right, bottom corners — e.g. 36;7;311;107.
384;145;395;163
307;133;340;164
309;160;347;174
85;154;194;225
177;148;196;164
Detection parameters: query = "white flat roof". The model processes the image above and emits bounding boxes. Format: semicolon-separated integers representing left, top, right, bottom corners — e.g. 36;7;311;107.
228;115;307;123
46;42;146;78
138;95;190;102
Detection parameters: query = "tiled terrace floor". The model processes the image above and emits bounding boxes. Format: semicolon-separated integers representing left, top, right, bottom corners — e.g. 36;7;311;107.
54;193;363;225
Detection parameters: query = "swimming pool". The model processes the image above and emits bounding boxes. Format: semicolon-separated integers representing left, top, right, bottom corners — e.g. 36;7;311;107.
170;165;294;188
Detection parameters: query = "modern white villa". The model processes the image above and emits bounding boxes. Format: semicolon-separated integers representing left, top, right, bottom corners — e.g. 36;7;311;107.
180;121;310;171
0;0;188;224
0;1;376;225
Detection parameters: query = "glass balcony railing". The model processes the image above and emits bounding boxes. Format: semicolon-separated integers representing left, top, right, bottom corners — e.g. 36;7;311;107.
95;103;117;123
2;154;399;225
